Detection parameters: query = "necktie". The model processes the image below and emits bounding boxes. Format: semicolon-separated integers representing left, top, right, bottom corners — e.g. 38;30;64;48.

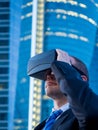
44;109;63;130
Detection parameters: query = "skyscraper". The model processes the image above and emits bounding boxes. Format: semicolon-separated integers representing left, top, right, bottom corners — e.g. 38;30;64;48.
28;0;45;129
0;0;46;130
9;0;22;130
0;0;10;129
0;0;21;129
13;0;32;130
13;0;44;130
44;0;98;67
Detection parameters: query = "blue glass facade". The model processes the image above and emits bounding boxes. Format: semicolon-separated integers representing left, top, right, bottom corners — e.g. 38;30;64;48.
9;0;22;130
41;0;98;121
13;0;32;129
9;0;44;129
0;0;10;129
44;1;98;67
89;28;98;94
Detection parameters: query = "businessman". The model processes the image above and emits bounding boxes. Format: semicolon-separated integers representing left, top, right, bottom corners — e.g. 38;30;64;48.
32;49;98;130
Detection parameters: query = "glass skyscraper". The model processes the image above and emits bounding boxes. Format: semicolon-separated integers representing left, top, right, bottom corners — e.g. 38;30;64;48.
0;0;21;129
13;0;32;130
0;1;10;129
44;0;98;67
13;0;44;130
9;0;21;130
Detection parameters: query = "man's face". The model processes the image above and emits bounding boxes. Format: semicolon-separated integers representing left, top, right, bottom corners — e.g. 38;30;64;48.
45;70;63;99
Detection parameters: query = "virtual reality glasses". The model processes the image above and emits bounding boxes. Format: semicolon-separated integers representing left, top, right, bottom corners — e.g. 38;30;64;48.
27;49;57;80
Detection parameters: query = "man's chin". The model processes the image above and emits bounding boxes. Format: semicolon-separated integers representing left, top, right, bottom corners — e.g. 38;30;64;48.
46;91;66;99
46;92;55;98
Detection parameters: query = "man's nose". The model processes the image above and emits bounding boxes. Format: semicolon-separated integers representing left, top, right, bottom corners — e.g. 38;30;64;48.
46;75;52;80
46;74;56;81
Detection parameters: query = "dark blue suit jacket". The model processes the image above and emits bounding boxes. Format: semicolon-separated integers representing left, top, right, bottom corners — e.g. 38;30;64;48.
34;109;79;130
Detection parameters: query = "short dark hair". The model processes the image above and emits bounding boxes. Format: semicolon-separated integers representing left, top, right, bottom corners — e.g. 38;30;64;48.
70;56;89;81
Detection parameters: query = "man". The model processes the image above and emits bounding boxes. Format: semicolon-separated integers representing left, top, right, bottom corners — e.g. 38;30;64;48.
32;49;98;130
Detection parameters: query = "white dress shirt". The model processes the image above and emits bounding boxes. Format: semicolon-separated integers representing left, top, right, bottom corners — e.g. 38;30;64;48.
52;102;70;120
52;102;70;112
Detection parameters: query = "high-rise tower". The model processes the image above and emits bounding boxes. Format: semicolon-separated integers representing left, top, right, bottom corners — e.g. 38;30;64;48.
0;0;21;130
13;0;45;130
9;0;22;130
44;0;98;67
0;1;10;129
13;0;32;129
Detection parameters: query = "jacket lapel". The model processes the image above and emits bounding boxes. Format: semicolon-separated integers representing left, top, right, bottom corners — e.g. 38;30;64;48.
51;109;73;129
34;109;76;130
34;119;46;130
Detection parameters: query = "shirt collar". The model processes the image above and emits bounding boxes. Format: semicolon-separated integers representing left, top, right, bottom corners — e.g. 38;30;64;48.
60;102;70;112
52;102;70;112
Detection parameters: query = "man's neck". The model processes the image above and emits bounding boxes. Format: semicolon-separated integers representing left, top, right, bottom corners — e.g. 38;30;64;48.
53;96;68;110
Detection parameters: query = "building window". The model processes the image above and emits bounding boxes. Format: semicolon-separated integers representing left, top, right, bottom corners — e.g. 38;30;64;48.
0;54;9;60
0;27;9;33
0;97;8;105
0;2;9;7
0;106;8;111
0;122;8;127
0;40;9;46
0;113;7;120
0;82;8;89
0;68;8;74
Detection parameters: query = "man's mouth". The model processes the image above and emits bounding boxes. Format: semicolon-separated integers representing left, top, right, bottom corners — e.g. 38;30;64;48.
46;81;57;86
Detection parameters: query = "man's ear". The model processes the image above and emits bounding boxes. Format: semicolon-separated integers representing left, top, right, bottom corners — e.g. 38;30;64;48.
81;75;87;81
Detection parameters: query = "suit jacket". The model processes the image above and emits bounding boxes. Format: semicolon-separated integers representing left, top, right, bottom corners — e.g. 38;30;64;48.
34;109;79;130
51;61;98;130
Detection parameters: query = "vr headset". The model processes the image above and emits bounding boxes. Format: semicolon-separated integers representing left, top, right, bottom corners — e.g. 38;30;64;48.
27;49;87;80
27;49;57;80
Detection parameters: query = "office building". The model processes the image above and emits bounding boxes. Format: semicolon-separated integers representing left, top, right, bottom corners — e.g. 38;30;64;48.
0;0;21;129
13;0;44;129
0;0;44;129
9;0;21;130
13;0;32;130
0;0;9;129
